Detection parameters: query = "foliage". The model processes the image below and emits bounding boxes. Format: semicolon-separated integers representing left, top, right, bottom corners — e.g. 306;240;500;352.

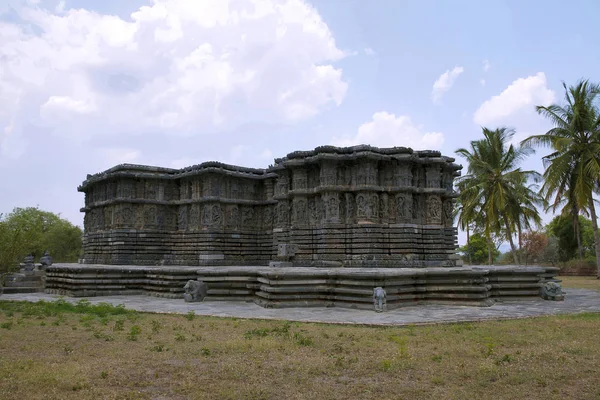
521;231;549;265
523;79;600;275
458;233;500;264
547;215;595;262
0;207;82;276
456;127;543;264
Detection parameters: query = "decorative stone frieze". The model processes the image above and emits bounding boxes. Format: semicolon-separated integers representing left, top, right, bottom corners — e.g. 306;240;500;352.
78;145;462;267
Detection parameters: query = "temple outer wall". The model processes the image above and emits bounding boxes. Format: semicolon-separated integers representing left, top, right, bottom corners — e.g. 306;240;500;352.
78;145;462;267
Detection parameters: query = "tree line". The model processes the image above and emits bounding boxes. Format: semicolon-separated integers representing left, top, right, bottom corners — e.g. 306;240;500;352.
455;80;600;276
0;207;82;276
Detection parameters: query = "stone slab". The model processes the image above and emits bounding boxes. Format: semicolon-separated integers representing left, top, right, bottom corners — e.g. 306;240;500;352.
2;288;599;326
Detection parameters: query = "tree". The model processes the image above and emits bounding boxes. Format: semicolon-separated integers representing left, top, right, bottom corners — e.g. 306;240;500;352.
521;231;549;265
523;79;600;277
456;127;543;265
547;215;595;262
458;233;500;265
0;207;82;276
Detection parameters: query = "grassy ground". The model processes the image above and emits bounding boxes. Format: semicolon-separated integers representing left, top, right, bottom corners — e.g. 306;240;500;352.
1;299;600;399
560;275;600;291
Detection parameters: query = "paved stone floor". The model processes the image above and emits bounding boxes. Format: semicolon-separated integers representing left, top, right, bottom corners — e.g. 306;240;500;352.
2;289;600;326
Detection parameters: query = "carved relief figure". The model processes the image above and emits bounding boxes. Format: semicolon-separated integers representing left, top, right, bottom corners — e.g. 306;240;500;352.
412;196;420;220
212;205;222;226
368;194;378;218
242;207;255;227
121;206;133;226
396;195;406;219
309;198;318;224
135;206;143;228
345;193;355;222
189;205;200;228
356;194;368;218
203;204;222;227
178;206;188;230
165;209;176;229
427;196;442;222
262;207;273;227
144;206;157;226
379;194;389;221
226;206;239;228
276;202;289;227
294;199;307;224
443;200;453;224
326;196;339;221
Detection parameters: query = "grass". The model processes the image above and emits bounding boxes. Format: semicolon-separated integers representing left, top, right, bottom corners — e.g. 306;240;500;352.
1;299;600;399
559;275;600;291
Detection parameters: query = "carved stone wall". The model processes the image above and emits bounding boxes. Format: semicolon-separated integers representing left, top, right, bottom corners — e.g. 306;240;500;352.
79;145;462;267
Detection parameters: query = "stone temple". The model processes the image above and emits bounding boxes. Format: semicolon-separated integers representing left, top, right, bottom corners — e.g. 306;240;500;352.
45;145;561;309
79;145;461;268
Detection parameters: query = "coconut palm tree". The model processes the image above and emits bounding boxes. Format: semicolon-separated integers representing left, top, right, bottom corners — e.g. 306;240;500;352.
522;80;600;276
456;127;543;265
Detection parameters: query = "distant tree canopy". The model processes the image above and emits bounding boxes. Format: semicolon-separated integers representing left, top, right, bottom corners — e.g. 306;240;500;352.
547;215;595;262
0;207;82;275
458;233;500;265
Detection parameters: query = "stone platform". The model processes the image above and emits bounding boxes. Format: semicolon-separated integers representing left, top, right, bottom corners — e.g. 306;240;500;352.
3;288;597;326
45;264;560;309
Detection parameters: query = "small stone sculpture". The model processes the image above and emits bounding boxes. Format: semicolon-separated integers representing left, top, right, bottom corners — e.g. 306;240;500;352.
373;286;387;312
540;281;564;301
21;253;36;271
183;280;208;302
39;251;53;269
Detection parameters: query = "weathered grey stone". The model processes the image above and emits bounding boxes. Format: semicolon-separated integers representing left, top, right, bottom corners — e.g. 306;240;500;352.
540;281;565;301
183;280;208;302
77;145;462;268
20;254;36;271
45;264;562;307
39;251;53;269
373;287;386;312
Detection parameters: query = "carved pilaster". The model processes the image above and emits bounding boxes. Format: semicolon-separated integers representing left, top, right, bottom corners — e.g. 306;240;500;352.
292;168;308;191
426;166;442;189
275;171;289;197
319;161;337;187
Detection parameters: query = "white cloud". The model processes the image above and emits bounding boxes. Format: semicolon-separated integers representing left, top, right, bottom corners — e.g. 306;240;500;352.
331;111;444;150
0;0;348;159
480;79;486;87
473;72;555;126
431;66;464;102
364;47;375;56
97;148;141;167
483;59;491;72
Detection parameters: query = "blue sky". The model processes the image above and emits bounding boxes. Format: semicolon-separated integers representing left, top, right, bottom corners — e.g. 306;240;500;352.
1;0;599;247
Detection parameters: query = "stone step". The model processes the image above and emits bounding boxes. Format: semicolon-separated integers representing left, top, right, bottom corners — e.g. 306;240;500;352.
2;286;45;294
3;280;44;288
